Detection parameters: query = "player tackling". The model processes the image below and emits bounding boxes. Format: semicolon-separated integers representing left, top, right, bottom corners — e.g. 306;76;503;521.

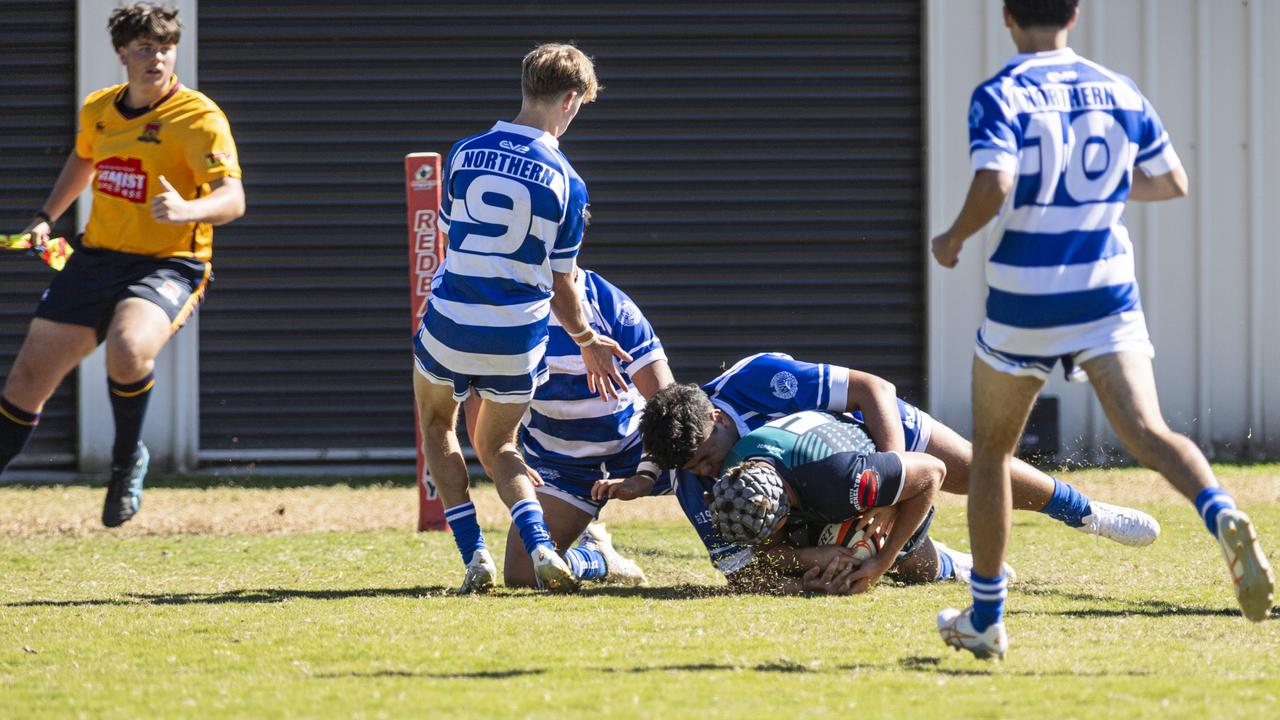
931;0;1273;659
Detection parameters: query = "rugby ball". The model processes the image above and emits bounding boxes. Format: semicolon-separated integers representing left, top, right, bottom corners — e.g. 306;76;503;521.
817;518;881;563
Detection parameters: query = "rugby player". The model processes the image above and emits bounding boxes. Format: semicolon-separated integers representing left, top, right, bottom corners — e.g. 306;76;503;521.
413;44;630;593
707;410;990;594
0;3;244;526
930;0;1273;658
502;266;672;588
626;353;1159;585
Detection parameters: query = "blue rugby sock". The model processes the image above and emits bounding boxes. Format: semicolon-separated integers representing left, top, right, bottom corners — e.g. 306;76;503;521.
443;502;486;564
934;543;957;581
565;546;607;581
1039;478;1093;528
0;397;39;474
1195;487;1237;538
969;570;1008;632
510;498;555;554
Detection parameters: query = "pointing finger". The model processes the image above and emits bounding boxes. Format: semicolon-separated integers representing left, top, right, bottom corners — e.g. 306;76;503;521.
158;175;178;194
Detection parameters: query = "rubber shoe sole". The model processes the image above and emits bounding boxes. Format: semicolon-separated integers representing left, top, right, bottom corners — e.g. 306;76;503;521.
1217;509;1275;622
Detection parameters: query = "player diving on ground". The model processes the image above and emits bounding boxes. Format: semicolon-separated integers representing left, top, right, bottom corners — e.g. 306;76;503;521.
611;352;1160;591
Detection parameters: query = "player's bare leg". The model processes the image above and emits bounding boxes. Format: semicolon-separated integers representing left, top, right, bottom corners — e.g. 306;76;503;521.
926;422;1052;509
967;359;1042;578
926;420;1159;546
104;298;170;382
1083;352;1216;499
1083;351;1274;620
939;357;1042;660
414;373;494;593
503;492;592;587
473;396;577;592
0;319;97;478
2;319;97;413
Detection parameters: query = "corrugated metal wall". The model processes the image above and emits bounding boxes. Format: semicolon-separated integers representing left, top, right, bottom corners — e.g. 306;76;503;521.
926;0;1280;460
0;0;78;468
198;1;925;458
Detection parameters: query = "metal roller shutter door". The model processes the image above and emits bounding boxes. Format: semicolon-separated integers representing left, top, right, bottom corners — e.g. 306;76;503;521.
0;0;78;469
197;1;923;457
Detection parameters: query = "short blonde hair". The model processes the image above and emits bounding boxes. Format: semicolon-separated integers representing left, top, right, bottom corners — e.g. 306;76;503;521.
521;43;600;103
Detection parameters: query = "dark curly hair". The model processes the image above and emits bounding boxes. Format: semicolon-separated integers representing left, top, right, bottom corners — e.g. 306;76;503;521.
1004;0;1078;29
108;3;181;51
639;383;714;469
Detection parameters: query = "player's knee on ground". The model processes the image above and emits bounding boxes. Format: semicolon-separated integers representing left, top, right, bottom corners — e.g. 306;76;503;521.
888;536;940;585
502;526;538;587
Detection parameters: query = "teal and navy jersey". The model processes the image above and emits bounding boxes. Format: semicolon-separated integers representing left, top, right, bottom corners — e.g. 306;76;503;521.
675;353;931;574
970;48;1181;358
522;268;666;476
417;120;588;376
723;411;903;525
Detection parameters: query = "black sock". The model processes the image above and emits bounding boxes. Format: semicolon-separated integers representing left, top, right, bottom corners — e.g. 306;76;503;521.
0;396;40;474
109;373;154;467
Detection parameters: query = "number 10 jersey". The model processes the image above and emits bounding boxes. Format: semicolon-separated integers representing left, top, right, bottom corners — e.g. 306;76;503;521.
968;48;1182;366
418;120;589;377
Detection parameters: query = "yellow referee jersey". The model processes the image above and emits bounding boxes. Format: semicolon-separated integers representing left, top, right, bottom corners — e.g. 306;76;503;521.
75;78;241;262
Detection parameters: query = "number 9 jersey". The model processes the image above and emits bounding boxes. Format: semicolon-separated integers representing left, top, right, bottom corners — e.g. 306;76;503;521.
417;120;588;380
967;48;1182;379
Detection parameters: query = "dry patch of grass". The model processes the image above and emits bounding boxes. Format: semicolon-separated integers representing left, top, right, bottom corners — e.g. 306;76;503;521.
1;464;1275;539
0;482;682;539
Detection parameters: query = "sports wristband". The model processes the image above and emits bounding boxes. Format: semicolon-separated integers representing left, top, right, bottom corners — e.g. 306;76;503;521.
567;326;593;339
635;460;661;481
574;332;598;348
34;210;52;225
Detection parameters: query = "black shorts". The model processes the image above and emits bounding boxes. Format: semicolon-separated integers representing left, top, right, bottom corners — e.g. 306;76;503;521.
34;244;211;342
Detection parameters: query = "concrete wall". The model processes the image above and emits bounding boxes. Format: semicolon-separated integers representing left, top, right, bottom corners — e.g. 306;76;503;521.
925;0;1280;461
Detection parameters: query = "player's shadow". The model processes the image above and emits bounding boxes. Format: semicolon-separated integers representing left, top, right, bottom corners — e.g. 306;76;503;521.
1011;586;1256;618
312;669;545;680
605;660;818;674
6;585;452;607
861;656;1155;678
583;583;738;600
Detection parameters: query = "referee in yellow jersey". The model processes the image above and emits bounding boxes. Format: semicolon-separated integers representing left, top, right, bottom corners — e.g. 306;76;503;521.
0;3;244;526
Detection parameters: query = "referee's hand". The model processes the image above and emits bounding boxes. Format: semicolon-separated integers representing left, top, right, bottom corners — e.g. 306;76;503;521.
151;175;193;224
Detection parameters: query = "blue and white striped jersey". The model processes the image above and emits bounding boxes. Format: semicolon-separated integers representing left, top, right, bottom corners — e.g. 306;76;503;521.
521;269;666;473
969;48;1181;358
418;120;589;376
702;353;849;440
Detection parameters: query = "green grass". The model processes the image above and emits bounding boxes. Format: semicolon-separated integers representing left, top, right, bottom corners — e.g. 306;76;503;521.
3;468;1280;719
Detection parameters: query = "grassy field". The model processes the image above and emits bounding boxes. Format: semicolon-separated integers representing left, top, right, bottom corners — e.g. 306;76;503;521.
3;466;1280;719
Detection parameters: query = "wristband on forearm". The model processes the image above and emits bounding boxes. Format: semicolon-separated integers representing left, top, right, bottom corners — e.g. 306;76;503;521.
34;210;52;225
635;457;660;481
574;331;598;348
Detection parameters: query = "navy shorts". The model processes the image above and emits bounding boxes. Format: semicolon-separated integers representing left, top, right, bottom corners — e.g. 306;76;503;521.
35;245;211;342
